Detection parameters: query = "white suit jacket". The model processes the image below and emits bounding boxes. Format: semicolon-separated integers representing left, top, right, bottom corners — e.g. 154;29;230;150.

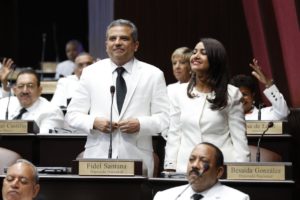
65;58;170;177
246;84;289;120
51;75;79;107
164;83;250;172
0;96;64;133
154;182;250;200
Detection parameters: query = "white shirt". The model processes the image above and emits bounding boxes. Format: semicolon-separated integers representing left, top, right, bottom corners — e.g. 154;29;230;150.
0;96;65;133
154;182;250;200
55;60;75;79
51;75;79;107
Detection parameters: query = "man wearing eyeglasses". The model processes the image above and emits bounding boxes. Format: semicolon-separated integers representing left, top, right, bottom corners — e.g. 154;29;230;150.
0;69;64;133
2;159;40;200
51;52;94;108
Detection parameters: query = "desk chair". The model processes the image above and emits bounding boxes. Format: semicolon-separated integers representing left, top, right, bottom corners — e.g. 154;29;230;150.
248;145;282;162
0;147;22;174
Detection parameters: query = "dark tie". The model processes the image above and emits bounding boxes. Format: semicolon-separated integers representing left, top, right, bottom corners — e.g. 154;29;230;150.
13;108;28;120
116;67;127;113
192;193;203;200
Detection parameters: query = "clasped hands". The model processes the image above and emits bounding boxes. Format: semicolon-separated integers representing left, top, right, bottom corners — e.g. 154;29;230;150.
93;117;140;134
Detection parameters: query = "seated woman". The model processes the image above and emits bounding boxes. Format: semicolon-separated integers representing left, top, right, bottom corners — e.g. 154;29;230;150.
230;58;289;120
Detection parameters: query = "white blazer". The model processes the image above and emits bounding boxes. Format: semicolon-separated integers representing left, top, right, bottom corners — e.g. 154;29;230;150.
51;75;79;107
65;58;170;177
164;83;250;172
246;84;289;120
154;182;250;200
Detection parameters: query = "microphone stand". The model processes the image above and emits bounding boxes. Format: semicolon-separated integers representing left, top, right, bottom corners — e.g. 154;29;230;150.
5;66;16;120
258;103;263;120
41;33;47;64
256;122;274;162
174;163;209;200
108;86;115;159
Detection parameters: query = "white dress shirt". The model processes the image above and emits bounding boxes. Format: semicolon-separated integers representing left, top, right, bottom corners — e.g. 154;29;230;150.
154;182;250;200
0;96;65;133
55;60;75;79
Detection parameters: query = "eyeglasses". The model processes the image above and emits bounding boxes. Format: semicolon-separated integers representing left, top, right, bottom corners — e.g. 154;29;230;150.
77;62;93;68
15;83;37;90
5;175;32;185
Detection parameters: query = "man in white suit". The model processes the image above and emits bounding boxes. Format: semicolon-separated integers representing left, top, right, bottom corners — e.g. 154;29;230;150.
65;19;169;177
154;142;250;200
51;52;94;108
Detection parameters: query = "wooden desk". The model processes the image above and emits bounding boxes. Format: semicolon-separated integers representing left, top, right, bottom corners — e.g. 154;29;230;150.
0;175;296;200
247;134;292;161
0;134;293;170
0;175;149;200
0;134;86;167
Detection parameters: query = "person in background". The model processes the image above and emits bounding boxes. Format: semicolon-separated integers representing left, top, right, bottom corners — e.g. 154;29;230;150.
55;39;84;79
2;159;40;200
162;47;192;139
0;69;64;133
65;19;169;177
0;57;14;98
164;38;249;173
51;52;94;108
167;47;192;95
154;142;249;200
230;58;289;120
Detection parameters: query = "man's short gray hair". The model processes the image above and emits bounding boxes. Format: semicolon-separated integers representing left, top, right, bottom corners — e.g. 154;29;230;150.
106;19;138;42
15;159;39;184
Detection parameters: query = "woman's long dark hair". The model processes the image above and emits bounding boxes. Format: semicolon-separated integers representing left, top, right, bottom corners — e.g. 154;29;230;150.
187;38;229;110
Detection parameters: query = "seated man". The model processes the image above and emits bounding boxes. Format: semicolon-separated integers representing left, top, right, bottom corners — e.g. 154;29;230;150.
2;159;40;200
55;39;84;79
154;142;249;200
51;52;94;108
0;69;64;133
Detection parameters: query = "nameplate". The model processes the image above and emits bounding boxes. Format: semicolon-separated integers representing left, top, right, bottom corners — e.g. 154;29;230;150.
41;62;58;73
0;120;39;134
41;81;57;94
76;159;143;176
224;162;292;180
246;121;284;134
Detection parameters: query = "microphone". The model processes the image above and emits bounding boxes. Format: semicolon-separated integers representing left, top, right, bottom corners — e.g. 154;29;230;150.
5;65;16;120
258;103;263;120
256;122;274;162
175;163;209;200
41;33;47;63
108;86;115;159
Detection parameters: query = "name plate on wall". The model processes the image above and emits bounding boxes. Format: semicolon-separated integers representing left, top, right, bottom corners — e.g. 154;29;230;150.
0;120;39;134
75;159;143;176
223;162;292;180
246;120;285;134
